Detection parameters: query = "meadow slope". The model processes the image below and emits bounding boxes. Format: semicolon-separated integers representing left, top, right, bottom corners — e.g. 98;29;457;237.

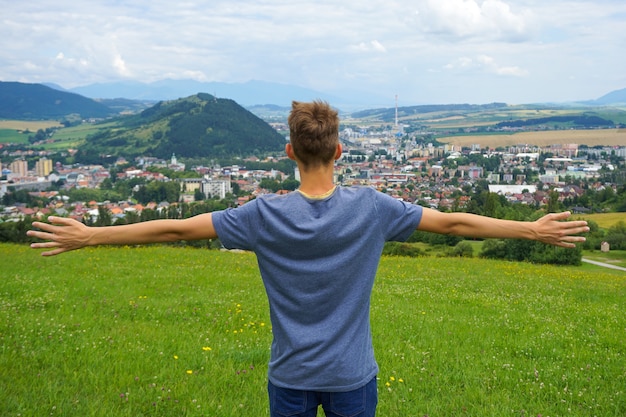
1;244;625;416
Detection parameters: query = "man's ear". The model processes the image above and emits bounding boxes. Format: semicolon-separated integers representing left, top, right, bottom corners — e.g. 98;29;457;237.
334;143;343;160
285;143;296;161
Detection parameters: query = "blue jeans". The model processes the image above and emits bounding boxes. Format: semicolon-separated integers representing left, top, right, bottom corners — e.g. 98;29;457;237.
268;377;378;417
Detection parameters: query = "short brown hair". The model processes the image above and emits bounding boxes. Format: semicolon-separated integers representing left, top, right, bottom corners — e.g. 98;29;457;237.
288;100;339;168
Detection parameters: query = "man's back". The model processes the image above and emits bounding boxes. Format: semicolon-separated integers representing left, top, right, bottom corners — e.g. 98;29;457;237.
212;186;422;391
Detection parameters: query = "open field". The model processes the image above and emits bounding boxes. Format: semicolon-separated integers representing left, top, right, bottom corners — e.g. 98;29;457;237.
403;108;580;128
43;122;116;150
417;107;626;128
0;120;115;149
0;129;30;144
51;122;114;141
0;120;62;131
438;128;626;148
0;121;64;145
1;244;625;416
573;212;626;229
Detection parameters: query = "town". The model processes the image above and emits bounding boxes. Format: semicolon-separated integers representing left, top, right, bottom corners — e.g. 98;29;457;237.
2;121;625;224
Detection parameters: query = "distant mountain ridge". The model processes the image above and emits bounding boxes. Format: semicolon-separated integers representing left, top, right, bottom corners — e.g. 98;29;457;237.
0;81;114;119
67;79;626;109
587;88;626;105
3;80;625;122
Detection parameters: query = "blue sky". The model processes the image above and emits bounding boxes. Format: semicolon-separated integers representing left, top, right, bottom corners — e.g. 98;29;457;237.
2;0;625;106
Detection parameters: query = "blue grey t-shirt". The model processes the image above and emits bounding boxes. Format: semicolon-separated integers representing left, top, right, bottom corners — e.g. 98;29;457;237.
212;186;422;391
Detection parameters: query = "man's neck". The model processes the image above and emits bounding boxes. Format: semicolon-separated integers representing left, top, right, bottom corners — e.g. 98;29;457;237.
297;164;335;196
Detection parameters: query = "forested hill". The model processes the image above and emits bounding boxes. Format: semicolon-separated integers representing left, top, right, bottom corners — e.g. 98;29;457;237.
0;81;114;119
75;93;286;163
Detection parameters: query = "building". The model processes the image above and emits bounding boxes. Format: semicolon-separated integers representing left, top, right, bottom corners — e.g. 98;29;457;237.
180;178;203;194
489;184;537;195
202;179;232;199
35;157;53;177
10;159;28;177
180;177;232;200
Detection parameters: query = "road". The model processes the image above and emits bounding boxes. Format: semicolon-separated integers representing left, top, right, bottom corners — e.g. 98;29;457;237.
581;258;626;272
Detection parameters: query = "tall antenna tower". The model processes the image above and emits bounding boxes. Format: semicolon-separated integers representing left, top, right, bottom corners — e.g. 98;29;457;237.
395;94;398;128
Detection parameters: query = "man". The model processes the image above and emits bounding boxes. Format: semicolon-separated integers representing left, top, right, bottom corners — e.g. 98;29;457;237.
28;100;588;417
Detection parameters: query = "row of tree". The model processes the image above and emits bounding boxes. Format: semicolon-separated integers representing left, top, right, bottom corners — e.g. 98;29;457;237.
4;208;625;265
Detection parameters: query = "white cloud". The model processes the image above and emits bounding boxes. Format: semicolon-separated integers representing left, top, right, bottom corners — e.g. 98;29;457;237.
444;55;529;77
113;54;131;77
476;55;529;77
412;0;533;40
351;40;387;53
0;0;624;104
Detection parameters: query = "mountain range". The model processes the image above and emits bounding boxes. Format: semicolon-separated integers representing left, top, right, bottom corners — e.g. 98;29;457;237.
1;80;624;163
1;80;625;121
0;81;114;119
54;79;376;110
583;87;626;105
60;80;626;110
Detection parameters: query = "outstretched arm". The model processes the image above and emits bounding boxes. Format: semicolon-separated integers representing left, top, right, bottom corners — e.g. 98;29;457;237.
417;208;588;248
27;214;218;256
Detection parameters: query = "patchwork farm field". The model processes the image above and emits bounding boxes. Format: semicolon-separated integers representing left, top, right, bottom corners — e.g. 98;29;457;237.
0;120;113;149
0;120;63;131
573;212;626;229
438;128;626;148
1;244;625;416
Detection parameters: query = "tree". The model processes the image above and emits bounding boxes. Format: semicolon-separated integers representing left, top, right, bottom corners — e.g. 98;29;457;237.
451;241;474;258
483;192;500;218
480;238;582;265
546;190;562;213
134;181;180;204
94;206;112;227
194;188;205;201
281;177;300;191
605;221;626;250
100;177;113;190
259;178;281;192
479;239;508;259
0;217;34;243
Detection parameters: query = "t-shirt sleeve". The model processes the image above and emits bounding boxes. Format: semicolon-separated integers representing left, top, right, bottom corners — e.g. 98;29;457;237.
375;191;423;242
211;202;258;251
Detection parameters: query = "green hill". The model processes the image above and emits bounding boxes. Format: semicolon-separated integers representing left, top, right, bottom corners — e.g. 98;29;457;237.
0;81;114;119
2;243;624;416
75;93;286;163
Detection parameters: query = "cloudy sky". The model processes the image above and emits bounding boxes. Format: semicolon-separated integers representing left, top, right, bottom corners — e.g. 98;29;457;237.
2;0;625;106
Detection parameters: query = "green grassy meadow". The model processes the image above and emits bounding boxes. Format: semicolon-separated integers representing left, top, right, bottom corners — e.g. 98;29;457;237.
0;128;30;144
0;120;63;145
1;243;625;416
0;120;115;150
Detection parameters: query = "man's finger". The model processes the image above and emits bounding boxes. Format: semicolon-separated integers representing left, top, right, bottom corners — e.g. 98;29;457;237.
27;230;55;241
549;211;572;221
31;241;60;249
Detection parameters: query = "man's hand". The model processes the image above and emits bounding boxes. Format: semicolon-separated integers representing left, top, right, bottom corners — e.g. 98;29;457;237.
532;212;589;248
28;216;93;256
